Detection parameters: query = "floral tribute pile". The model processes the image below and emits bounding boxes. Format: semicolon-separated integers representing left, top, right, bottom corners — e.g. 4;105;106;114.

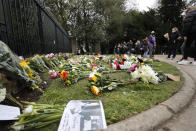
0;43;170;130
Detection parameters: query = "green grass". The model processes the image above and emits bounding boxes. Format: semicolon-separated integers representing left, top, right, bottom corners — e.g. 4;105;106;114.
36;61;184;131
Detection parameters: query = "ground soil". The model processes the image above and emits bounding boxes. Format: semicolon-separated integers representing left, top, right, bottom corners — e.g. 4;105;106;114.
0;72;50;131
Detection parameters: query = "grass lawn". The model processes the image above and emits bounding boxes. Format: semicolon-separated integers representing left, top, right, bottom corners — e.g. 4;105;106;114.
36;60;184;131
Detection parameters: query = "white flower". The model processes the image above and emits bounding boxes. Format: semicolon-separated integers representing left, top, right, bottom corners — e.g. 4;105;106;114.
131;65;160;84
49;70;55;74
12;125;24;131
89;71;97;78
131;70;140;80
23;105;33;114
120;61;133;69
124;54;129;60
111;63;117;70
59;63;64;68
130;55;139;64
0;88;6;103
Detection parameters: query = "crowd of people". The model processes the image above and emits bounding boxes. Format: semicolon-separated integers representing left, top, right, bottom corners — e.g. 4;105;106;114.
113;31;157;59
114;6;196;66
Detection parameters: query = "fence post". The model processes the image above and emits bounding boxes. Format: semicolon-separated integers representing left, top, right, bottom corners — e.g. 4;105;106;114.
37;5;45;54
71;37;77;54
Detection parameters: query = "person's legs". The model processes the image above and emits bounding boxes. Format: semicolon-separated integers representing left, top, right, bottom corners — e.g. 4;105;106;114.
172;48;176;59
184;35;195;60
168;46;172;58
178;35;195;65
180;41;186;59
149;46;153;58
152;46;156;57
144;49;148;57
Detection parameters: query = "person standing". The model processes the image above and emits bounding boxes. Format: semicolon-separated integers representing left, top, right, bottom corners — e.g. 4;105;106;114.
148;31;156;58
127;40;133;54
135;40;140;54
167;27;180;59
178;6;196;65
143;37;149;58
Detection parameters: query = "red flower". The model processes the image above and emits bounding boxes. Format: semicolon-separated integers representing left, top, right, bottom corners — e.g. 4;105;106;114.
130;65;138;72
61;71;68;82
121;62;124;65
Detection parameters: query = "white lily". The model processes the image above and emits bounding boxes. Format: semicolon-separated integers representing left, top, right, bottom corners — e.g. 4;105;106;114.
23;105;33;114
12;125;24;131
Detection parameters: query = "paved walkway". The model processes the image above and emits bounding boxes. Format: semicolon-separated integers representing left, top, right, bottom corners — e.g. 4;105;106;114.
155;55;196;131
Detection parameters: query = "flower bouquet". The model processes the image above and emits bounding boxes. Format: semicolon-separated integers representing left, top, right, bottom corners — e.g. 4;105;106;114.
12;102;64;130
88;69;134;96
131;65;160;84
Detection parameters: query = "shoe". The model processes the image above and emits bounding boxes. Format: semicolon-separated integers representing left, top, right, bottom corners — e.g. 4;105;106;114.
192;62;196;66
178;60;190;65
177;58;183;62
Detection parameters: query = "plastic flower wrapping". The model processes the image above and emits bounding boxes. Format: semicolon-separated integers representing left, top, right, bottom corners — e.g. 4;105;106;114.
0;88;6;103
19;59;42;89
110;55;140;70
131;65;160;84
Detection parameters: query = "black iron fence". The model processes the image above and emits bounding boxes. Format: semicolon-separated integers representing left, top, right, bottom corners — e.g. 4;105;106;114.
0;0;71;57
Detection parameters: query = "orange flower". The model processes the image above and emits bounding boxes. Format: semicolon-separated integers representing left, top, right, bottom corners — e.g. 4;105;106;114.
90;86;100;96
61;70;68;82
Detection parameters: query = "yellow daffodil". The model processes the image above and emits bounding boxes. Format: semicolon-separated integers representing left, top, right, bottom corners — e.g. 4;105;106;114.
67;80;71;85
28;70;34;79
20;59;29;69
90;85;100;96
92;67;97;72
86;63;91;68
40;55;44;59
33;55;37;60
92;75;98;82
141;63;145;66
95;73;101;77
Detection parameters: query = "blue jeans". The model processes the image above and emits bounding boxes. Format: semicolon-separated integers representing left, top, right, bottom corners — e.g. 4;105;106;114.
143;49;149;57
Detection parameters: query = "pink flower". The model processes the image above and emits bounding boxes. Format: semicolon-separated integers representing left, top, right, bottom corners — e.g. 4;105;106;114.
49;72;57;79
130;65;138;72
113;62;121;70
91;64;98;68
56;72;61;77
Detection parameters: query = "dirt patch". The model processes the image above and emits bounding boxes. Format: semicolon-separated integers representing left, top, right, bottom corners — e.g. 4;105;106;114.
0;72;50;131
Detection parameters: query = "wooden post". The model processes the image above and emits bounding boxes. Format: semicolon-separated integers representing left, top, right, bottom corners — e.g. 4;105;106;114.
71;37;77;54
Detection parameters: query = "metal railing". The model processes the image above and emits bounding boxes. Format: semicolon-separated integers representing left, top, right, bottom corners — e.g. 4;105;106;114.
0;0;71;57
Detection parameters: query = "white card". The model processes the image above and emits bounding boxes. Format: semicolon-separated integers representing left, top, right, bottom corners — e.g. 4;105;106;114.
0;105;20;120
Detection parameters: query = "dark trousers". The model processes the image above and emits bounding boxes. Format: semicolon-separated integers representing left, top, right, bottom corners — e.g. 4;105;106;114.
168;45;176;58
180;41;186;59
184;34;196;60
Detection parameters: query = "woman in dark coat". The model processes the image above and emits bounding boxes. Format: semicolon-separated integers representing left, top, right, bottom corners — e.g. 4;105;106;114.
167;27;180;59
178;6;196;65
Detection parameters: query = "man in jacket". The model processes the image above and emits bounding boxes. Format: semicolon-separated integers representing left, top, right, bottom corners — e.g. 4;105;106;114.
148;31;156;58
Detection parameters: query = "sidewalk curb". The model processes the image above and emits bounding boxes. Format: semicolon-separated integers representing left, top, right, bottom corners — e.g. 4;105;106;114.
101;58;196;131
